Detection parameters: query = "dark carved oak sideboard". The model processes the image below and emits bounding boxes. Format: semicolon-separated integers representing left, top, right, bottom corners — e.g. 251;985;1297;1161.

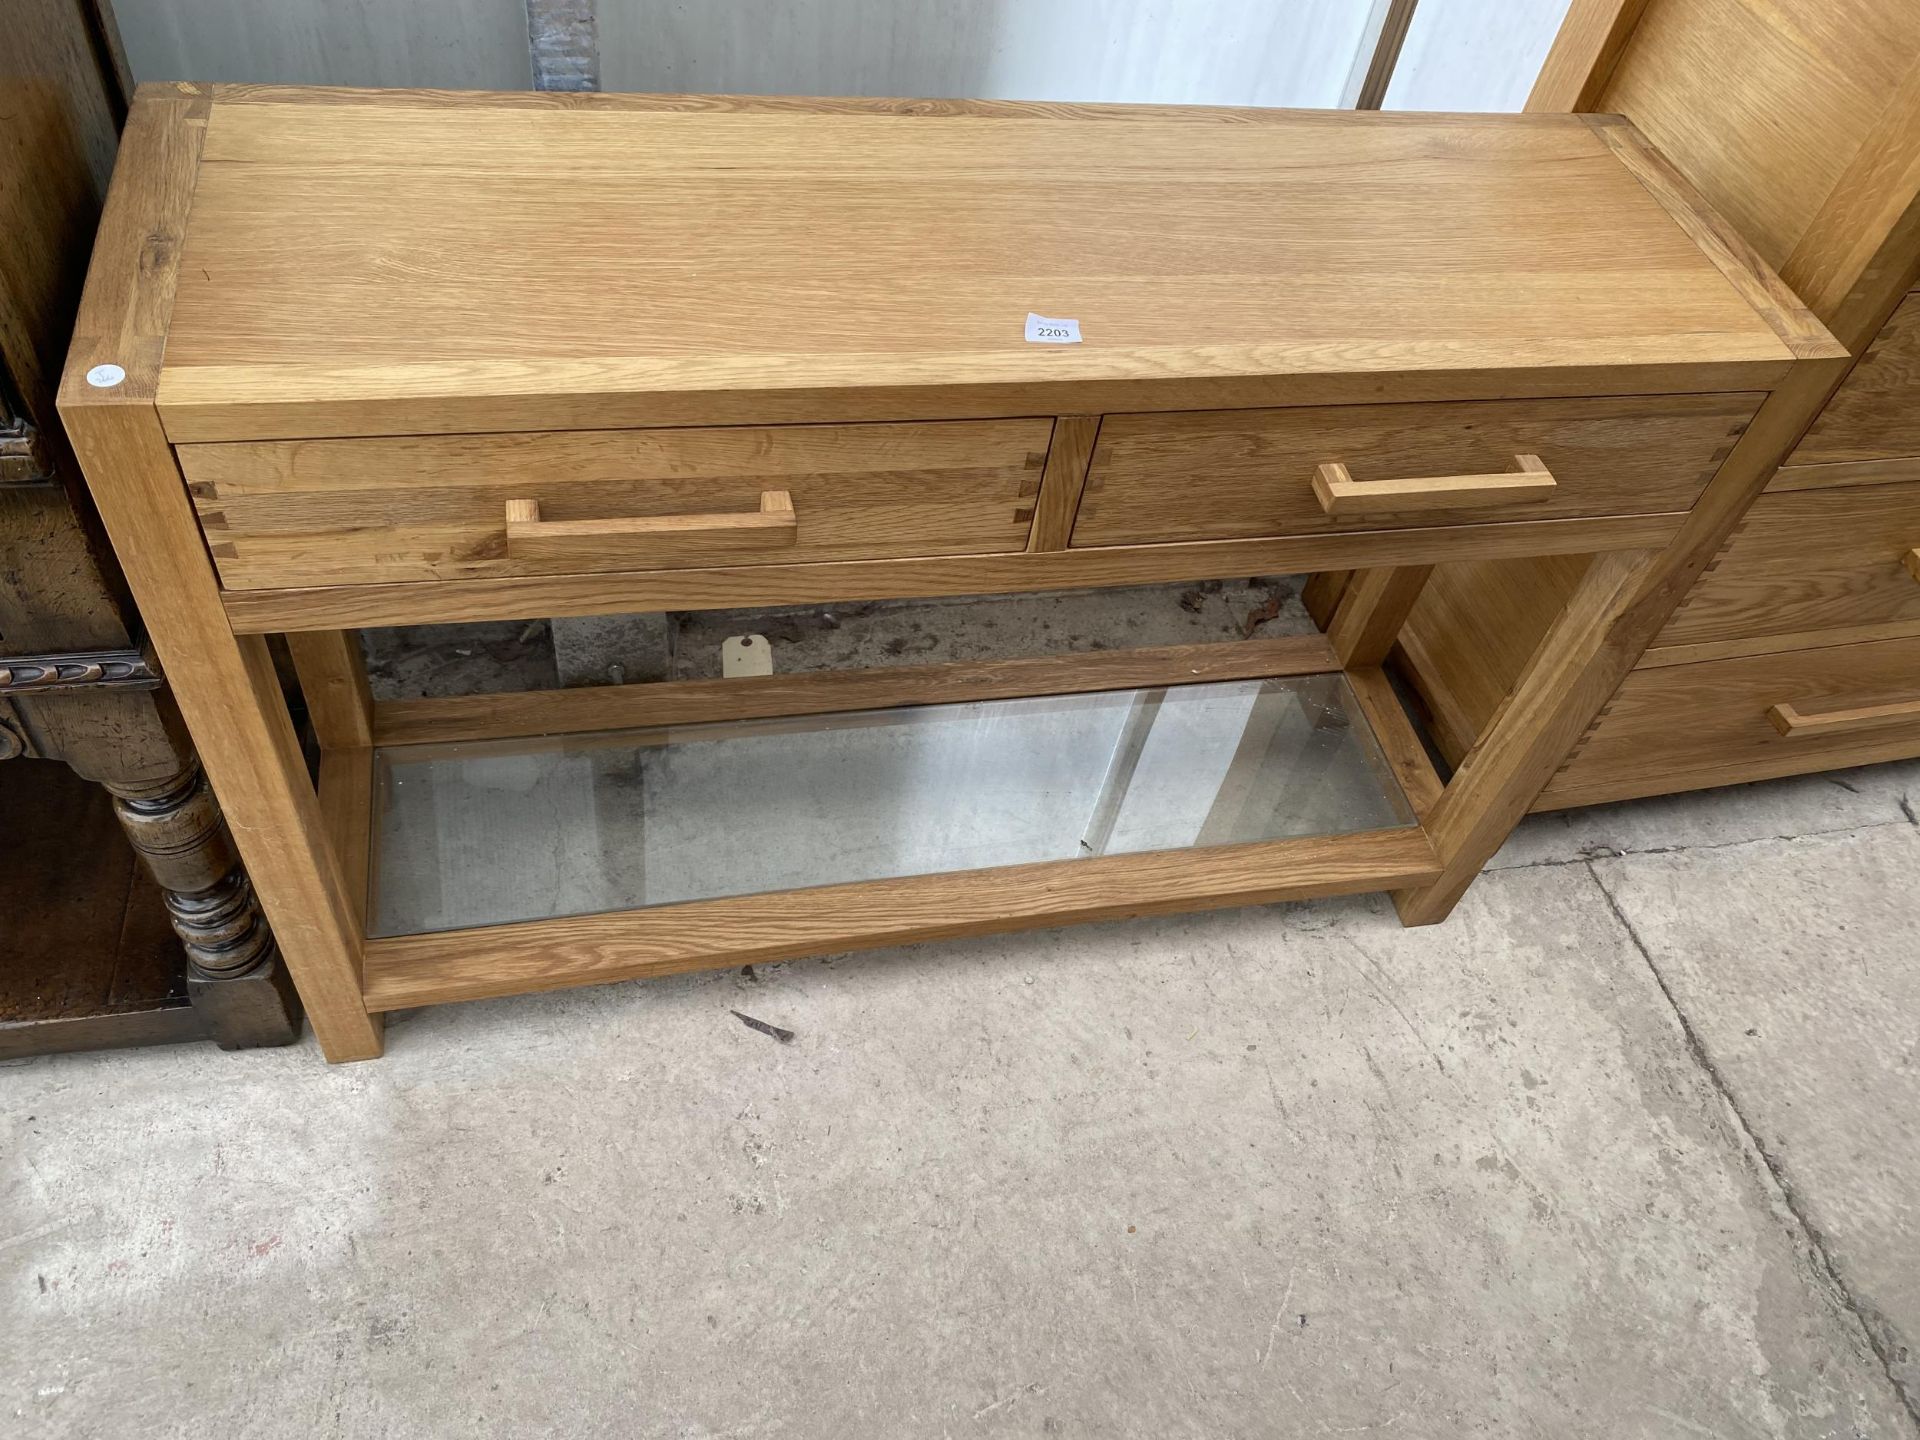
2;0;297;1055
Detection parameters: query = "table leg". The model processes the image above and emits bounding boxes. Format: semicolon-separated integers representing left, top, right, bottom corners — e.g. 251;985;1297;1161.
59;403;383;1062
107;762;301;1049
1393;548;1657;925
60;90;380;1059
1325;565;1435;667
286;630;374;751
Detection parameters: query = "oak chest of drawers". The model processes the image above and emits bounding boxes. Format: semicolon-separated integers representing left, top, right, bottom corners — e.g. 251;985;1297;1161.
1380;0;1920;813
59;83;1836;1060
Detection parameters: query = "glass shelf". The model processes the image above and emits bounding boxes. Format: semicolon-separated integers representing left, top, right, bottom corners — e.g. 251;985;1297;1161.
368;673;1417;938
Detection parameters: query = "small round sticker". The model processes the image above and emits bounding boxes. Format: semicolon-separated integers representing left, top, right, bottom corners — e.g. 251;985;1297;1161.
86;364;127;389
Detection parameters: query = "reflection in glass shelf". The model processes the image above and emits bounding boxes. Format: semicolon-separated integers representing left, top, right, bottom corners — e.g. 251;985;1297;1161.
368;674;1417;937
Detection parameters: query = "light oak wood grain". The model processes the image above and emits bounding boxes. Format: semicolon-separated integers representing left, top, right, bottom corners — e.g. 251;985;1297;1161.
1345;666;1444;818
143;89;1796;441
1542;633;1920;807
183;420;1047;588
1394;0;1920;802
1641;616;1920;668
58;85;382;1062
221;511;1693;635
1394;554;1589;765
360;826;1441;1011
1394;547;1661;924
1325;566;1434;668
58;81;1850;1048
1767;696;1920;737
1403;351;1881;778
1598;0;1920;272
1313;457;1556;519
1583;115;1840;361
1071;395;1756;547
1027;416;1099;553
317;746;372;934
1776;55;1920;344
371;638;1339;748
1399;356;1856;775
1300;571;1351;626
503;490;797;569
1768;457;1920;493
1659;479;1920;647
156;358;1800;444
1528;0;1654;113
285;630;373;750
1790;293;1920;464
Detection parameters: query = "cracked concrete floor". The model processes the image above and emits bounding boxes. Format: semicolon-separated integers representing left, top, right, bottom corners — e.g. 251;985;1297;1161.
7;589;1920;1438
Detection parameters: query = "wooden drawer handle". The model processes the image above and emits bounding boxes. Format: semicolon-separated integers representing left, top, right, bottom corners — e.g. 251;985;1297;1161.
1767;697;1920;739
1312;454;1557;518
504;491;797;565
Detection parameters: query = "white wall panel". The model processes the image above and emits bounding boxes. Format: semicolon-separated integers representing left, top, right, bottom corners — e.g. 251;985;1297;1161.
110;0;1566;111
1385;0;1572;112
114;0;533;88
598;0;1378;107
113;0;1399;108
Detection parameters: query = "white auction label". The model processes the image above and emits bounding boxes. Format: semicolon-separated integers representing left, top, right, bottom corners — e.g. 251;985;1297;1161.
1025;313;1082;344
86;364;127;388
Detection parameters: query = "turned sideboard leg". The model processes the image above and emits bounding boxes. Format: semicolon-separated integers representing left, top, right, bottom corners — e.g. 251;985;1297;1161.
107;764;303;1049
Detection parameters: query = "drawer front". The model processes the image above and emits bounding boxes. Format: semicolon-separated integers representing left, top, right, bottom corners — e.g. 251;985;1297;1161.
181;420;1052;589
1069;394;1759;547
1789;292;1920;467
1658;470;1920;648
1542;635;1920;809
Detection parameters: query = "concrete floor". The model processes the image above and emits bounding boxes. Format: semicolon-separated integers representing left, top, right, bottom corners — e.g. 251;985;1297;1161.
8;588;1919;1438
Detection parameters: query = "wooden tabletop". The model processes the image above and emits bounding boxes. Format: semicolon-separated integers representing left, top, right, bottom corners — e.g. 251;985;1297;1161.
142;86;1822;440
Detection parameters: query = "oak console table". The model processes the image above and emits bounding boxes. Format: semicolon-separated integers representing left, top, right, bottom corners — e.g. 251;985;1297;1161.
60;84;1841;1062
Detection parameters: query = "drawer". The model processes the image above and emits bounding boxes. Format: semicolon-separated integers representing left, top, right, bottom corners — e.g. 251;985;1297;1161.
1069;394;1760;548
180;419;1053;589
1658;471;1920;648
1789;292;1920;466
1542;635;1920;809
